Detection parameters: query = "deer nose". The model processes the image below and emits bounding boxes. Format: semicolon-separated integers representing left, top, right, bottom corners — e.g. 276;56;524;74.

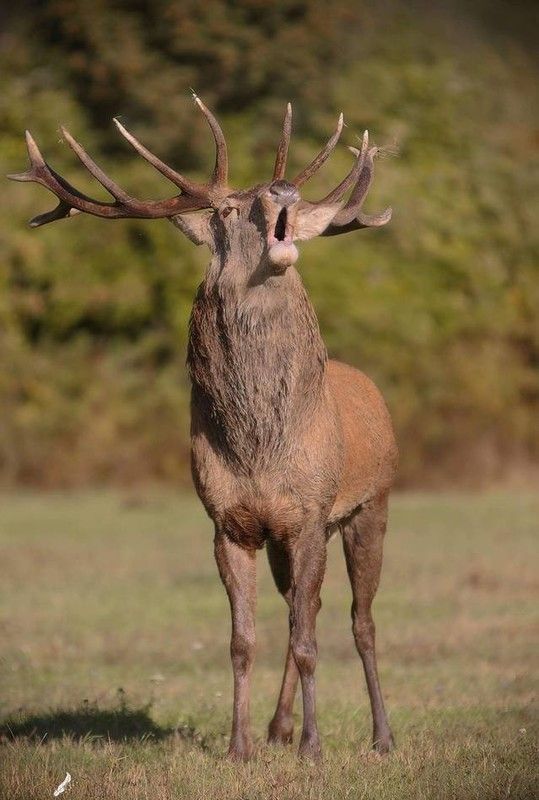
269;180;300;207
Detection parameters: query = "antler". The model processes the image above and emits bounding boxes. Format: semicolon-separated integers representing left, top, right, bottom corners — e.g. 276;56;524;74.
7;96;229;228
297;129;392;236
273;103;293;181
272;109;391;234
272;105;344;186
320;139;392;235
292;113;344;187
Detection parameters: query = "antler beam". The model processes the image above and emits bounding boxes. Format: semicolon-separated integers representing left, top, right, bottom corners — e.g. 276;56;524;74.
7;97;229;228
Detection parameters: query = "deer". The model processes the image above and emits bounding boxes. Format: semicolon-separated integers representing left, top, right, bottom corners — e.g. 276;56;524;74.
8;96;398;762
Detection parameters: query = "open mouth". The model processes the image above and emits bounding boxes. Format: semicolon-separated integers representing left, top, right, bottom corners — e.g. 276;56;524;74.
262;190;299;270
274;208;287;241
268;207;292;247
267;207;298;270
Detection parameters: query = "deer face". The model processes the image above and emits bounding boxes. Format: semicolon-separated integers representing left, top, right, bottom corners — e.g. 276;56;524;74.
9;96;392;271
175;178;346;280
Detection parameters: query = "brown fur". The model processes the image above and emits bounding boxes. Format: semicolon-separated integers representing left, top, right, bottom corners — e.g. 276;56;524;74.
182;183;397;761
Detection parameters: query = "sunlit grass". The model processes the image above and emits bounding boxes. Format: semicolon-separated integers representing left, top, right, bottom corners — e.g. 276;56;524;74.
0;491;536;799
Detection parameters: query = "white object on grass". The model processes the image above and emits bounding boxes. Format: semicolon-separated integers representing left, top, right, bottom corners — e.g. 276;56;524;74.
53;772;71;796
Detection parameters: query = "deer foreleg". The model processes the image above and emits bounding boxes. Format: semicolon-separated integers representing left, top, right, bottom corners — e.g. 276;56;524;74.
289;524;327;760
214;530;257;761
266;539;299;744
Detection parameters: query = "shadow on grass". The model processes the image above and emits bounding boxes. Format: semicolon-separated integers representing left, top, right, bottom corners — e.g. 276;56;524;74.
0;693;211;750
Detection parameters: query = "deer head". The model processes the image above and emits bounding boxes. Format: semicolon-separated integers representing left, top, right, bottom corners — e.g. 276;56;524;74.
8;96;391;278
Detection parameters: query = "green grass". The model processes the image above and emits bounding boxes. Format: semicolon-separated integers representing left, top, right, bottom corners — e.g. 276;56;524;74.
0;491;536;799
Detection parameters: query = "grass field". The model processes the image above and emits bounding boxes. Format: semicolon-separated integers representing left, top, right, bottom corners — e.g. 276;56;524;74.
0;490;536;799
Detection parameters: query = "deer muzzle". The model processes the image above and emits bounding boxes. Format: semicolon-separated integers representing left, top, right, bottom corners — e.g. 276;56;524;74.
262;182;300;271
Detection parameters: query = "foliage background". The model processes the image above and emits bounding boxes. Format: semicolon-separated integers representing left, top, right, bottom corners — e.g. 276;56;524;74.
0;0;537;488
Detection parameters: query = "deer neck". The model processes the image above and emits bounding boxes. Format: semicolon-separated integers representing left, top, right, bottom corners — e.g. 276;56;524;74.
188;249;327;470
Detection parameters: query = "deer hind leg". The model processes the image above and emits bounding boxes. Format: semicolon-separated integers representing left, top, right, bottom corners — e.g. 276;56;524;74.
341;492;395;754
214;528;257;761
266;538;299;745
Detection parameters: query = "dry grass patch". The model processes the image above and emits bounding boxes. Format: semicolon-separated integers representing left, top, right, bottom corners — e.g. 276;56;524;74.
0;490;537;798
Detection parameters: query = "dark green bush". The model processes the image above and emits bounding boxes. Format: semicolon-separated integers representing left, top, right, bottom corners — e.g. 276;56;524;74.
1;1;537;486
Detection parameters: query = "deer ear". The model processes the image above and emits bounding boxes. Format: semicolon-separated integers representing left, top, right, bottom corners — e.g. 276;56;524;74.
293;202;340;241
170;211;213;247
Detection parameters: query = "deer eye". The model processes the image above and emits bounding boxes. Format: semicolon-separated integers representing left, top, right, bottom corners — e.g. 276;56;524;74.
219;203;239;221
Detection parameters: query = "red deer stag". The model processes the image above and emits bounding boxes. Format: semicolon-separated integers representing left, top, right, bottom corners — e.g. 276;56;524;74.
9;97;397;761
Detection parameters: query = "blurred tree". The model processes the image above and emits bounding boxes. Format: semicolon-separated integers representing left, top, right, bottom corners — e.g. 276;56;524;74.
0;0;537;487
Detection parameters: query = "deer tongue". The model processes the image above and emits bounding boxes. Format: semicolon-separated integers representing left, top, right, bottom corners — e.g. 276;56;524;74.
268;241;299;270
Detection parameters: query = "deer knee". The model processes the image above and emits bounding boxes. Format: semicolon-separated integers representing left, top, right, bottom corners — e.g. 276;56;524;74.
351;608;375;654
230;631;255;674
291;635;317;676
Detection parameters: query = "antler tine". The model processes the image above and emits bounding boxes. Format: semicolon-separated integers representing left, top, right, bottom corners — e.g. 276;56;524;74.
113;118;206;196
353;128;370;164
292;113;344;188
7;130;50;186
321;206;392;236
9;129;116;204
314;129;369;205
355;206;392;227
60;126;134;202
320;135;392;235
273;102;293;181
29;201;81;228
8;126;217;228
9;131;120;226
327;139;377;226
192;92;228;187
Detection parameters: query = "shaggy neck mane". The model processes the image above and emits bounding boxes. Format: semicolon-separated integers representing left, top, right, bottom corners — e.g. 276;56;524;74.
188;259;327;471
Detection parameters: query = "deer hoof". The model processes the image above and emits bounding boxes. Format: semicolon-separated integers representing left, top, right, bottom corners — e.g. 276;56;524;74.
227;740;253;762
267;715;294;745
373;731;395;755
298;733;322;761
